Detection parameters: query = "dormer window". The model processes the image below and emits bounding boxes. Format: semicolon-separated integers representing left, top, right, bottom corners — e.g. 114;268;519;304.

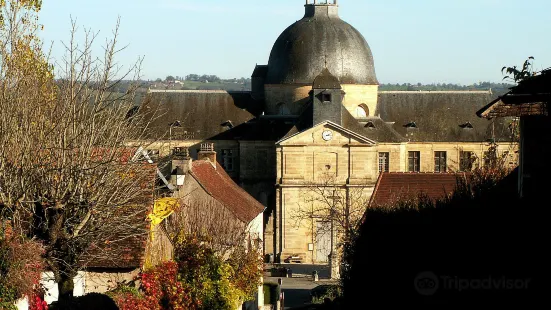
220;120;234;129
459;122;474;129
403;121;417;128
365;121;376;129
322;93;332;102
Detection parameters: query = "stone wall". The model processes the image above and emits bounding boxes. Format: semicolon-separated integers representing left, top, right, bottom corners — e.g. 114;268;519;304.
341;84;379;117
84;269;140;294
403;142;518;172
264;84;379;118
264;84;311;115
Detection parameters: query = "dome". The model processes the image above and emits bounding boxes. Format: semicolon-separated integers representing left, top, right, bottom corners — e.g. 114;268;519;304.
266;4;378;85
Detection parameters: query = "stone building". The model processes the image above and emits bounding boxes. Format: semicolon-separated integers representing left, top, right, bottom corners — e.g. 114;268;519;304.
140;1;517;265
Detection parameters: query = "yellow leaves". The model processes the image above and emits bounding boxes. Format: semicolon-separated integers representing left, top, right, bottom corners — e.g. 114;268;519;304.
149;198;179;226
148;198;179;241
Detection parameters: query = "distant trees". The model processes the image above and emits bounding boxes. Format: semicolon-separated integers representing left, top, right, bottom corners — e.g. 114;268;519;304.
184;74;221;83
379;82;514;94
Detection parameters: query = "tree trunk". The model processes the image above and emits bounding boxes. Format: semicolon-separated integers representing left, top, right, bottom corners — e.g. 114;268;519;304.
58;274;74;301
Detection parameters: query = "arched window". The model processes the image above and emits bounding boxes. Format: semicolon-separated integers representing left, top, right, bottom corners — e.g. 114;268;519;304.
356;104;369;118
278;103;291;115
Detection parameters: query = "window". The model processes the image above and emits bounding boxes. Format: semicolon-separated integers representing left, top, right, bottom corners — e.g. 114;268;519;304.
356;104;369;118
434;151;447;172
378;152;390;172
408;151;420;172
460;151;474;171
222;149;234;172
322;93;332;102
277;103;291;115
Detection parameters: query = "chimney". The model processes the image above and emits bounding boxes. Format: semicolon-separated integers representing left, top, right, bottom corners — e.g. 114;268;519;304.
171;147;192;187
198;143;217;168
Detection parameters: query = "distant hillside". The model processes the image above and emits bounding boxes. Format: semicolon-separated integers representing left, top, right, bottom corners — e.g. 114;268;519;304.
110;79;514;96
379;82;513;96
147;80;251;92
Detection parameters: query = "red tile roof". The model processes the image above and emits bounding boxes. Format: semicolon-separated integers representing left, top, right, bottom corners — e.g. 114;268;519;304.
190;160;265;223
81;164;157;270
370;172;466;207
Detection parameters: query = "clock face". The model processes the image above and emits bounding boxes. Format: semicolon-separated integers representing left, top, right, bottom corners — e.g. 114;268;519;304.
322;130;333;141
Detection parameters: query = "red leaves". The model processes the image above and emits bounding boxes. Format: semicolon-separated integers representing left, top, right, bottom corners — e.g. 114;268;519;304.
110;262;193;310
0;225;45;304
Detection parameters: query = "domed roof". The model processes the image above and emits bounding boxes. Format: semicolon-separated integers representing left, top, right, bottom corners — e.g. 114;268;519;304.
266;4;378;85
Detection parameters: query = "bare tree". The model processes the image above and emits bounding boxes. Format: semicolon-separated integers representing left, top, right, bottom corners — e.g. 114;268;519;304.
167;200;251;258
294;172;371;246
292;172;371;278
0;2;160;299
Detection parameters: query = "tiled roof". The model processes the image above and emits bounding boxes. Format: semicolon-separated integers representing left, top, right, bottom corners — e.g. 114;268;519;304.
190;160;265;223
81;164;157;270
370;172;465;207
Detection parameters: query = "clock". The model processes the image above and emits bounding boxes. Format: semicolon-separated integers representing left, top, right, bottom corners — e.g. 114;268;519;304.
322;130;333;141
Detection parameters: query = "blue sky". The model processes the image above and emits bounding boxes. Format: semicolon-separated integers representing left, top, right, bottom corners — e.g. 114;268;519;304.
39;0;551;84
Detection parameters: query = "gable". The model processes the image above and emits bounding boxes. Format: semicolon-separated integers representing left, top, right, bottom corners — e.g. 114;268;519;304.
277;121;376;146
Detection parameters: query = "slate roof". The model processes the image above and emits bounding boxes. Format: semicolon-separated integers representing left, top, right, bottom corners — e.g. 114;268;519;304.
313;68;342;89
341;112;406;143
208;117;296;142
190;160;265;223
252;65;268;78
370;172;465;207
139;91;259;140
377;91;514;142
266;4;378;85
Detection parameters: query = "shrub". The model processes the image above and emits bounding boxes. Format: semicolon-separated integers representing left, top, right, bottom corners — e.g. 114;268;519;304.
109;261;193;310
343;165;544;306
310;285;341;304
0;222;45;308
108;238;263;310
227;244;264;301
174;238;242;310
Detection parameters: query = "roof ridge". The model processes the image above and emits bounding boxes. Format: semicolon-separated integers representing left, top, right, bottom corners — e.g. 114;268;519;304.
379;91;492;94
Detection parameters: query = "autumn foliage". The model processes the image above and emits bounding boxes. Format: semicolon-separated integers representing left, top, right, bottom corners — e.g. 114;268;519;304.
109;262;192;310
109;238;263;310
0;222;46;309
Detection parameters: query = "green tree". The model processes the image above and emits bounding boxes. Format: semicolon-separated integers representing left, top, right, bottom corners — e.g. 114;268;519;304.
502;56;536;83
